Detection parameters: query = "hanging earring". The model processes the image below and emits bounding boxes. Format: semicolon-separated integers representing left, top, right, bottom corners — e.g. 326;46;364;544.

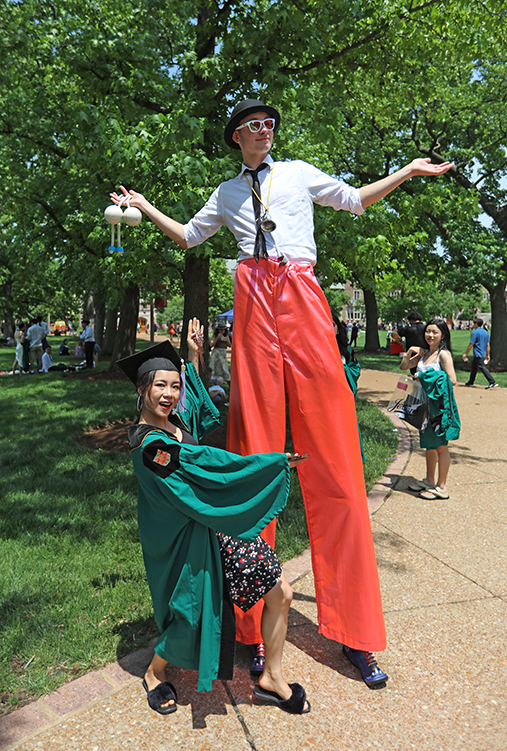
137;394;143;411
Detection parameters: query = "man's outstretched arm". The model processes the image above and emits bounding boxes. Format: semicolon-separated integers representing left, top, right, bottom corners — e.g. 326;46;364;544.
110;186;188;249
359;158;453;209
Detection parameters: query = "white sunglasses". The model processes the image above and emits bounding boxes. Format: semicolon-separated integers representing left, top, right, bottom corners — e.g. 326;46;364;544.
235;118;276;133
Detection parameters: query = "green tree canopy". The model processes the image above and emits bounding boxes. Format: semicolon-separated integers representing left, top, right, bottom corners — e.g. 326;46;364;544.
1;0;506;362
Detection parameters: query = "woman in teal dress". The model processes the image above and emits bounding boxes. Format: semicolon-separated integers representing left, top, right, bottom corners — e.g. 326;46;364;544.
118;319;310;716
400;319;459;500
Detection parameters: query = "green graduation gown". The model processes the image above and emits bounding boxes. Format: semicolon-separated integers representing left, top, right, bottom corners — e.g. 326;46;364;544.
128;363;290;691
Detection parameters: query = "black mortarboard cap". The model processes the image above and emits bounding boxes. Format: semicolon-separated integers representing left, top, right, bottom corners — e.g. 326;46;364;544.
117;340;184;385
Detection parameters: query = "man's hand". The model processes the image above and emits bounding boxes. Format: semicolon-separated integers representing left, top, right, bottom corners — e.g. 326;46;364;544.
110;185;146;210
109;185;188;249
407;157;454;177
359;158;454;208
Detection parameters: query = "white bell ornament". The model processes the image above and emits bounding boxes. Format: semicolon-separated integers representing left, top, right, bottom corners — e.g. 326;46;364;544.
123;206;142;226
104;204;123;225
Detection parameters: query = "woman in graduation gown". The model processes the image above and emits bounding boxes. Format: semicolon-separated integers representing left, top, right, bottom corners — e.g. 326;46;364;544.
118;320;310;716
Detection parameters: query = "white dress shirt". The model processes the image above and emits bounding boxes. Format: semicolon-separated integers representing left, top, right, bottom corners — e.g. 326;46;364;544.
41;352;54;372
184;155;364;265
26;323;44;348
80;325;95;342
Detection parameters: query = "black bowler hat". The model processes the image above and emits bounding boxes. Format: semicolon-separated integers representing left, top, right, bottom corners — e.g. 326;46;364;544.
117;340;183;385
224;99;281;150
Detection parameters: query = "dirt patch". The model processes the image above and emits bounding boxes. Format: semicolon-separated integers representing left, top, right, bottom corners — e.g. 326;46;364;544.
78;414;230;453
77;421;131;452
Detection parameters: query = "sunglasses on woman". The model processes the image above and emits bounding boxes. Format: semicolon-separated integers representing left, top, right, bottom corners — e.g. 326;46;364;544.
235;118;276;133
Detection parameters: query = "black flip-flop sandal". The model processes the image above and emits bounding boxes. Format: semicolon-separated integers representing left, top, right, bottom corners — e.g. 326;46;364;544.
253;682;311;714
142;678;178;715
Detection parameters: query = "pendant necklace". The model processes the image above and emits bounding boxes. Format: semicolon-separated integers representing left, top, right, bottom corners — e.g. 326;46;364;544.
244;167;277;232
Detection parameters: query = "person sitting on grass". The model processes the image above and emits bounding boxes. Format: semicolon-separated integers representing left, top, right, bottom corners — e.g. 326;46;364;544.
41;346;75;372
208;375;227;406
117;320;310;717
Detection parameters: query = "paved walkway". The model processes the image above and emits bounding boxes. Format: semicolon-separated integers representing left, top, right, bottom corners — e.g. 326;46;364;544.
1;370;505;750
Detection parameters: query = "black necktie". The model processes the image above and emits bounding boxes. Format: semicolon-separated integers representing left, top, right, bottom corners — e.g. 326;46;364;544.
245;163;268;263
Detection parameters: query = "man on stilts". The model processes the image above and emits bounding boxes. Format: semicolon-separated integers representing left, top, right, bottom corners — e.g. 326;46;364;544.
111;99;452;688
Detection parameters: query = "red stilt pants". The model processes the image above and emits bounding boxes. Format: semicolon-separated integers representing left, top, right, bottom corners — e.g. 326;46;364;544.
226;258;386;651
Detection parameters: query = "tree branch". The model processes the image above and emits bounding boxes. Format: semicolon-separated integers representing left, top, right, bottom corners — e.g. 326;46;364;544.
280;26;386;74
474;161;507;188
215;0;235;18
0;126;67;158
280;0;444;75
412;134;507;235
33;199;101;258
131;97;172;115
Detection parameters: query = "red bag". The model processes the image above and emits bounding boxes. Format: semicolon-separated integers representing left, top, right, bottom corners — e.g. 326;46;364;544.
390;342;405;355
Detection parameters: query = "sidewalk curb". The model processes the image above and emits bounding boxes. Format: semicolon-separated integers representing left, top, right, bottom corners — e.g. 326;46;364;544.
0;404;412;751
368;407;412;515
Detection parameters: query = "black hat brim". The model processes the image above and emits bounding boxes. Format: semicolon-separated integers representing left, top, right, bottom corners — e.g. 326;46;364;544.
117;340;183;385
224;99;281;150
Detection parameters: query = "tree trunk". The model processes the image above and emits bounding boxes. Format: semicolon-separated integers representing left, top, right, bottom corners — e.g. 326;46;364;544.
3;314;14;339
488;280;507;367
363;288;380;351
2;279;15;338
84;290;95;327
109;283;140;368
178;3;215;373
181;252;210;374
102;306;118;356
94;289;106;348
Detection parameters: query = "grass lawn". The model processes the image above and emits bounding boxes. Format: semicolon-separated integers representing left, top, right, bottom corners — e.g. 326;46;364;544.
0;349;142;712
0;336;419;712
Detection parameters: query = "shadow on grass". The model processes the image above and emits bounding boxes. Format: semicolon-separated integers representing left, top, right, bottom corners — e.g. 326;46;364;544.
114;617;159;664
0;377;138;545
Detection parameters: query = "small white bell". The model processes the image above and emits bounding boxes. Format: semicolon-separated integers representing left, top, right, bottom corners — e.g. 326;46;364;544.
104;204;123;224
123;206;142;226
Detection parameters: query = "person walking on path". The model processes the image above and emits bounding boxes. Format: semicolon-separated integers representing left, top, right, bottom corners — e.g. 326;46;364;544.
401;319;459;500
118;323;310;716
80;319;95;370
110;98;453;687
462;318;498;389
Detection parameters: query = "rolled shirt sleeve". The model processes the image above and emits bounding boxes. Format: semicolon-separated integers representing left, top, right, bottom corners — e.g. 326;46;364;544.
184;189;225;248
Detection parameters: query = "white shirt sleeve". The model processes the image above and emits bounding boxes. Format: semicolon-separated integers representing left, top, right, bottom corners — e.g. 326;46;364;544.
183;188;225;248
298;161;364;215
